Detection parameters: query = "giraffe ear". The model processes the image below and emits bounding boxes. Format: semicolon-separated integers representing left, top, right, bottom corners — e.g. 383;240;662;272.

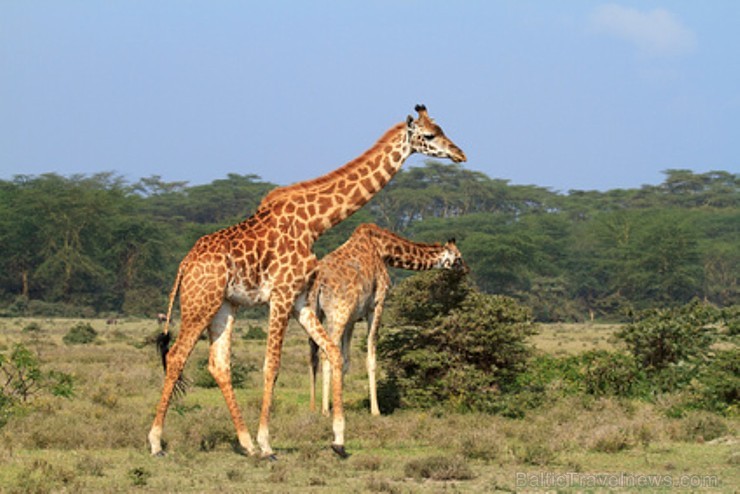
406;115;415;127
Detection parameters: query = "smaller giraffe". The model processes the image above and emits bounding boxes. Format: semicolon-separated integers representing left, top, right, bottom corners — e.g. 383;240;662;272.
308;223;467;416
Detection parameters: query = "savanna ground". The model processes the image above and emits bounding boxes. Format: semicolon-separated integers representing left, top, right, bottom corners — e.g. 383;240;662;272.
0;317;736;493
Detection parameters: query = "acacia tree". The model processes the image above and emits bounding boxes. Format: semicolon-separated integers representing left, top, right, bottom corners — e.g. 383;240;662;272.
1;167;735;318
30;175;124;306
0;174;177;313
0;178;45;298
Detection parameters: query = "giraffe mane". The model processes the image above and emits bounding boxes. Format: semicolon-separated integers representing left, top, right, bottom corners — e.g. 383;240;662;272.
259;122;407;206
357;224;444;260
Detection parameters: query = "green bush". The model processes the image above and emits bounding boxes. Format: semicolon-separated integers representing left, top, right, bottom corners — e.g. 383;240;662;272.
0;296;28;317
617;300;719;373
498;351;647;417
684;349;739;415
724;305;740;336
491;354;581;418
63;322;98;345
0;343;74;427
378;272;536;412
617;300;739;412
580;350;646;397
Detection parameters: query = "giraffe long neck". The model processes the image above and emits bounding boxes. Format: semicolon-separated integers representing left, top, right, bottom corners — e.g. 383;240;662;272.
261;122;411;238
363;225;447;271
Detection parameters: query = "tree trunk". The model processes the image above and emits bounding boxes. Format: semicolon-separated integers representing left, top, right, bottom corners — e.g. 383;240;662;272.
21;270;29;297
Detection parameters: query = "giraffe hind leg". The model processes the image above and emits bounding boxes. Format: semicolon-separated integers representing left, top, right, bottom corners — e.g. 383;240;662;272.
297;305;348;458
156;332;189;397
148;316;205;456
321;350;331;416
207;302;256;456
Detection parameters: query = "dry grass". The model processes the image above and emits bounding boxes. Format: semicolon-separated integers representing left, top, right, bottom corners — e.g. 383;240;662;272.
0;317;737;492
532;322;623;355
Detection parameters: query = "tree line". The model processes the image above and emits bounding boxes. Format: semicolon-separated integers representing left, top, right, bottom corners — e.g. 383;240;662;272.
0;166;737;320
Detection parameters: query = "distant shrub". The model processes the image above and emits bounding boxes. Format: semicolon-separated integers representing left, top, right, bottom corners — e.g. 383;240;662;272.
580;350;646;398
27;300;96;318
128;466;151;487
618;300;719;374
676;411;728;442
2;297;95;318
63;322;98;345
514;437;557;466
0;296;29;317
192;356;255;389
588;425;633;453
22;322;42;333
240;324;267;340
404;455;474;481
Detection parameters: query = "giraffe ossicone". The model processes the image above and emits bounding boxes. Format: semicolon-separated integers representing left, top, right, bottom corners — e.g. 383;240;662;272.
308;223;467;417
147;105;466;459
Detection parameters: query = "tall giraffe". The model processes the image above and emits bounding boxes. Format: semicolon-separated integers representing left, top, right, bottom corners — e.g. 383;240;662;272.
308;223;467;417
147;105;466;459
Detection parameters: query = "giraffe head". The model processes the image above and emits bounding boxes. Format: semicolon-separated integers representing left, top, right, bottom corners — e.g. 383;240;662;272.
436;238;468;273
406;104;467;163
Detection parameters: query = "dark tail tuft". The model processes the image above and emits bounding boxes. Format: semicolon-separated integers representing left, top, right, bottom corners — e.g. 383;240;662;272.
156;332;171;372
155;331;189;397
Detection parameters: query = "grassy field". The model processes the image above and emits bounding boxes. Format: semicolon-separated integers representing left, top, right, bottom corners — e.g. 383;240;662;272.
0;317;737;493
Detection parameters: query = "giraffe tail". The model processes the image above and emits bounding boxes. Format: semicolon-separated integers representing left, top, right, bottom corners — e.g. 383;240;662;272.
156;263;189;396
155;332;172;373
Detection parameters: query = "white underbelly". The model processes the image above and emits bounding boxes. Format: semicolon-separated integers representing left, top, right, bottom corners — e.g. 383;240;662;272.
226;280;272;306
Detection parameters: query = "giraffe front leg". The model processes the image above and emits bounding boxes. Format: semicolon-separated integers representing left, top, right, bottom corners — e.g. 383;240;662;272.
297;305;348;458
256;299;291;459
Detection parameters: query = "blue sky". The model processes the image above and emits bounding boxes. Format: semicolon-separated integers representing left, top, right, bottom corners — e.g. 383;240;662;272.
1;1;738;192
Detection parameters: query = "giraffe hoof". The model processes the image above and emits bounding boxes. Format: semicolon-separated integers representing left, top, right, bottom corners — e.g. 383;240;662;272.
153;450;167;457
265;453;278;462
331;444;350;459
233;444;252;457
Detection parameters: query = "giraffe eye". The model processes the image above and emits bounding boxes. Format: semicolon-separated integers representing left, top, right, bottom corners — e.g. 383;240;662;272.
423;134;435;141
